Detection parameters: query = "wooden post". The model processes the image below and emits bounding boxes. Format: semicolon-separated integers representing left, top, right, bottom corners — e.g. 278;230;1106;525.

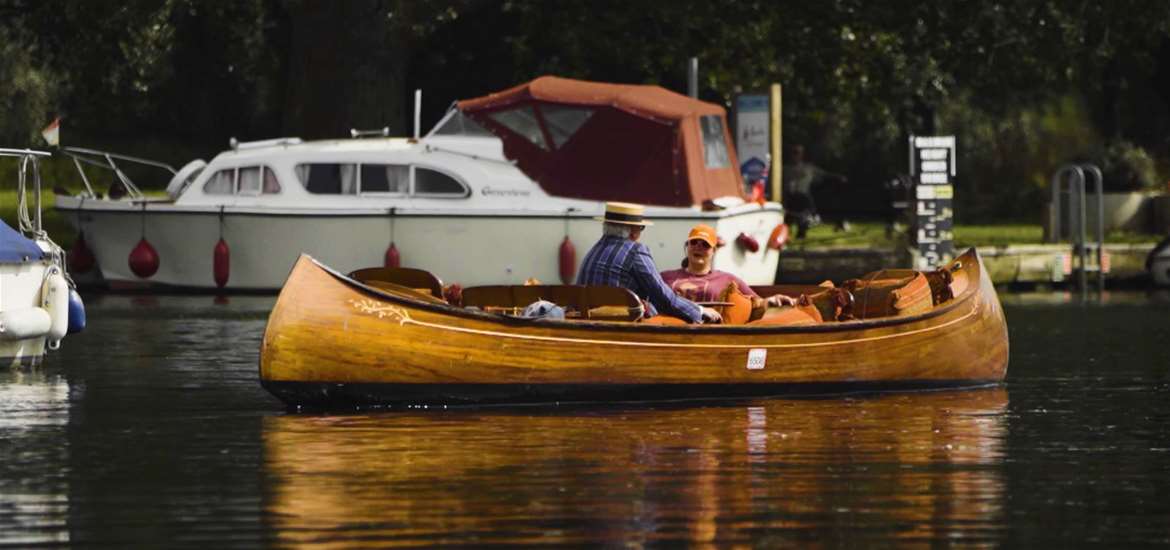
770;84;782;204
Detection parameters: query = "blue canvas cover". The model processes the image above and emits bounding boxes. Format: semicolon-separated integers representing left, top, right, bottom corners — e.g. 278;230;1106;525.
0;219;45;263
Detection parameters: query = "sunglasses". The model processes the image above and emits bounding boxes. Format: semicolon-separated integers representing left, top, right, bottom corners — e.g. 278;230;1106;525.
687;239;712;249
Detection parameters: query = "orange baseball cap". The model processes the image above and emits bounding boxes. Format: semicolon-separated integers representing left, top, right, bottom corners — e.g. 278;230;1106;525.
686;224;718;247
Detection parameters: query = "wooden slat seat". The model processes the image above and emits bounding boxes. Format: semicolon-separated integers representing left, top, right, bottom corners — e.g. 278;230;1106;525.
842;270;933;319
460;285;644;321
349;267;443;299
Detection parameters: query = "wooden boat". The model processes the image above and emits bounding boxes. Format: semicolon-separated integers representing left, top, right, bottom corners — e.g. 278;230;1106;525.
259;248;1008;408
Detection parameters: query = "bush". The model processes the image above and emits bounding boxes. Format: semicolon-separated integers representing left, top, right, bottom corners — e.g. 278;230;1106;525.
1094;141;1159;192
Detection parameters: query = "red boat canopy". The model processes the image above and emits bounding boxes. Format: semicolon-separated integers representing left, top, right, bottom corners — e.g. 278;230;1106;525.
457;76;745;207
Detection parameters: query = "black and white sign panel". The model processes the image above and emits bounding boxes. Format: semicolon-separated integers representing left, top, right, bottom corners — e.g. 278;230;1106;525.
909;135;955;270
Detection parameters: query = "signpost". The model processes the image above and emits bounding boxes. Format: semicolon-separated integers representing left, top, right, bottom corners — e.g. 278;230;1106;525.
735;94;770;195
909;135;956;270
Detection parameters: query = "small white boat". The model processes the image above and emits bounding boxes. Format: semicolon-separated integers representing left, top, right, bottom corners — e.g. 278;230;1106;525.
0;149;83;366
54;83;785;291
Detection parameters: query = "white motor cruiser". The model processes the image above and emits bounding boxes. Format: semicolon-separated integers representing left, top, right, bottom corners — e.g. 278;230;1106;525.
54;82;786;291
0;149;83;366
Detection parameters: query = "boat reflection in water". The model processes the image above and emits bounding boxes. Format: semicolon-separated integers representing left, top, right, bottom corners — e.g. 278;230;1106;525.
0;370;70;546
263;388;1007;546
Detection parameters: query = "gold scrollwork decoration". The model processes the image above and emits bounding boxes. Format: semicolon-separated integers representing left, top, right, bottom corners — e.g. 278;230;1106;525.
348;299;410;325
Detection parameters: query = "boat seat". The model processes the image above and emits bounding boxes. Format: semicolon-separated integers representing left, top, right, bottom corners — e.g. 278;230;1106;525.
752;304;822;326
715;281;763;325
363;280;449;305
348;267;443;299
842;270;933;319
460;285;644;321
750;280;834;299
640;315;689;325
924;260;968;304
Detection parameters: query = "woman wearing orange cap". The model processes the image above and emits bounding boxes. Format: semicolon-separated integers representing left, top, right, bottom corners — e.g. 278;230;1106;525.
661;224;795;308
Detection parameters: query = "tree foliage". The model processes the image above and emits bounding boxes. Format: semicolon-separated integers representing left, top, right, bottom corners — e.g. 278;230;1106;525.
1;0;1168;218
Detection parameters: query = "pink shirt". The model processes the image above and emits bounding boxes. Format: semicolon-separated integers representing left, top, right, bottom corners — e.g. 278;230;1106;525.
659;269;760;303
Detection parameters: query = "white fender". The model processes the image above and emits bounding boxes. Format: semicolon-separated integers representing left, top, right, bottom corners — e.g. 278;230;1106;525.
42;268;70;343
0;308;51;340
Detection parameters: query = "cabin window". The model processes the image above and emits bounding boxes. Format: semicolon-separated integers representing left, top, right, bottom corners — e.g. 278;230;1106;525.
262;167;281;193
541;105;594;149
204;169;235;195
238;167;262;195
297;163;358;194
431;110;494;137
360;164;409;194
235;166;282;195
699;115;730;169
205;166;281;196
414;167;468;197
487;106;548;151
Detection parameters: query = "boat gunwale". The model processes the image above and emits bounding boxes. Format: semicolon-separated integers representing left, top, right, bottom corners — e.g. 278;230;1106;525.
308;248;989;336
52;200;781;220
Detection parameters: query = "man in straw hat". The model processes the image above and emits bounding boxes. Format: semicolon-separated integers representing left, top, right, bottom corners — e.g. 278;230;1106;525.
577;202;722;324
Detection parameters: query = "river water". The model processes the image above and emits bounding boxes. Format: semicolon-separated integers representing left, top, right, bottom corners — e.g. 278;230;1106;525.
0;291;1167;547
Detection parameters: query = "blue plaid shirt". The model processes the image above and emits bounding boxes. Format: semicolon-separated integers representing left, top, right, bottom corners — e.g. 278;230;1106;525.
577;235;703;323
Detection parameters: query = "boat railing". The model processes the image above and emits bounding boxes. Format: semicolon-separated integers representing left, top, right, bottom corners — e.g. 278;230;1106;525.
228;137;303;151
1049;163;1105;293
59;146;177;200
0;148;53;241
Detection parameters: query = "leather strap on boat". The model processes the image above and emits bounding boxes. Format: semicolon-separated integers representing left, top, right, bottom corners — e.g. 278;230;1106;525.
926;267;954;304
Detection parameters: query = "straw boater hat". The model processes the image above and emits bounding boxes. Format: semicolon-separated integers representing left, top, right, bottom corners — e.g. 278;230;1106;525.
595;202;653;226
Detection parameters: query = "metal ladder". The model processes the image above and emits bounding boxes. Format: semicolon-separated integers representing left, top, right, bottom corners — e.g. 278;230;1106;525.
1049;163;1105;291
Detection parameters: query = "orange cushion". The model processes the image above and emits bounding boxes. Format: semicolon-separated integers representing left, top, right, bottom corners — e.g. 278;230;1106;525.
844;271;934;319
641;315;689;325
718;281;754;325
795;287;848;322
753;305;821;326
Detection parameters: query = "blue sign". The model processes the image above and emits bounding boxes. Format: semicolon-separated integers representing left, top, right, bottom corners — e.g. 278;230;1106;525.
741;157;767;182
735;94;770;191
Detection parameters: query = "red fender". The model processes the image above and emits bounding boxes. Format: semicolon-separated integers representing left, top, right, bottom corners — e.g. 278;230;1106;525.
384;242;400;268
750;181;766;205
767;223;790;250
558;236;576;284
213;238;230;288
68;232;96;273
736;232;760;253
128;238;159;278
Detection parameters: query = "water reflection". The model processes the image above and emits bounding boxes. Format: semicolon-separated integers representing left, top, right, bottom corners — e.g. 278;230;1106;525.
264;389;1007;546
1000;288;1170;306
0;370;71;546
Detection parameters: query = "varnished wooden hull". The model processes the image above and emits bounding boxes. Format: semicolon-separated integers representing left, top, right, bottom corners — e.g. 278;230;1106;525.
259;249;1008;408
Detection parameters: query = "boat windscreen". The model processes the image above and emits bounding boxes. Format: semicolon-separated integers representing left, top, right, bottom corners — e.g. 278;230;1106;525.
431;110;493;137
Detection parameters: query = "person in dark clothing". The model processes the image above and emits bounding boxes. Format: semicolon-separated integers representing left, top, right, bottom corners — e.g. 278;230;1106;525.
782;144;847;237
